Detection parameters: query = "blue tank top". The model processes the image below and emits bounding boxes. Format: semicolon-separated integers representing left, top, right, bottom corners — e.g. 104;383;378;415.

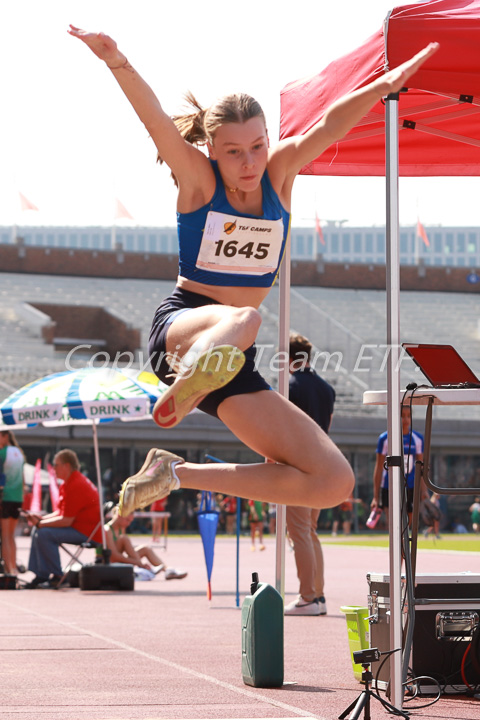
177;160;290;287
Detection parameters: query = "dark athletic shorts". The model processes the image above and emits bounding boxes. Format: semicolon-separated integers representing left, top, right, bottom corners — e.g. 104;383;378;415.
1;501;23;519
148;286;271;418
380;486;414;513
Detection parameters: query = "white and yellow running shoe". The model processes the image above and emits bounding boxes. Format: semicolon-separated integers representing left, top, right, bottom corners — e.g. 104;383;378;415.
153;345;245;428
118;448;184;516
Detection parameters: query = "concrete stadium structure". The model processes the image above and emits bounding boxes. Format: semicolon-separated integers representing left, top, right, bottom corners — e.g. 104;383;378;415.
1;263;480;530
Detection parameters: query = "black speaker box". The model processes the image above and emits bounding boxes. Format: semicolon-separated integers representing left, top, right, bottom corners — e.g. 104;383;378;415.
79;563;134;591
368;572;480;693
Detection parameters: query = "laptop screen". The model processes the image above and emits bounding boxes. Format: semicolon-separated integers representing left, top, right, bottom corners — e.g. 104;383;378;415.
402;343;480;387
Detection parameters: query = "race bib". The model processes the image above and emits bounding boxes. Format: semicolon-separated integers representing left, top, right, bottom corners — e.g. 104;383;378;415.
196;211;284;275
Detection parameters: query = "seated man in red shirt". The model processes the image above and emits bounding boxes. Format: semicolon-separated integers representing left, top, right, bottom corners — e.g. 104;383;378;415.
24;449;101;588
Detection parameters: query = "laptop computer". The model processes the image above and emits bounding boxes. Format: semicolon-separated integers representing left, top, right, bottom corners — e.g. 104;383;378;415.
402;343;480;388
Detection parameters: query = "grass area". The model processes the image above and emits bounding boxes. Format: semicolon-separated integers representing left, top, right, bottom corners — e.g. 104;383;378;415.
322;532;480;552
137;531;480;553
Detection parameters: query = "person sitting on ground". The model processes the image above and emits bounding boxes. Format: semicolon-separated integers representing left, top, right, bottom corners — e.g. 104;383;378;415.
104;506;187;580
24;449;101;589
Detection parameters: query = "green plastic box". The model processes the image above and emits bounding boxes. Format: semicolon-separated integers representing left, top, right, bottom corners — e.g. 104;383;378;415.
242;581;284;688
340;605;370;681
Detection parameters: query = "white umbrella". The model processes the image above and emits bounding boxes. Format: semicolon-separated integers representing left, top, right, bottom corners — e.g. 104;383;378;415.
0;367;170;548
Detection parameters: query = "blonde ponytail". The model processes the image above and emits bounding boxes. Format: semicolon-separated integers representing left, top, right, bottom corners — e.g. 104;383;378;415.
172;91;209;146
157;92;208;187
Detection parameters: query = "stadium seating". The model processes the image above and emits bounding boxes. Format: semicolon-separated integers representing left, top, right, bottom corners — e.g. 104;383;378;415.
1;271;480;421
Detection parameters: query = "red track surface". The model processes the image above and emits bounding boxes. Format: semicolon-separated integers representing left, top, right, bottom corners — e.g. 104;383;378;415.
2;534;480;720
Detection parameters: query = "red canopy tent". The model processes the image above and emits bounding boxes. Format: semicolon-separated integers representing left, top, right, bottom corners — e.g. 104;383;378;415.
280;0;480;708
280;0;480;176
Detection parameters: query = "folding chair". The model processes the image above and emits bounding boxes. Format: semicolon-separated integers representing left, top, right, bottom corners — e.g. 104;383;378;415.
57;501;114;588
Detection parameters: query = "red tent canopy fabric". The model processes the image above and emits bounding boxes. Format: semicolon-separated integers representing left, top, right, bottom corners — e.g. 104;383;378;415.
279;0;480;176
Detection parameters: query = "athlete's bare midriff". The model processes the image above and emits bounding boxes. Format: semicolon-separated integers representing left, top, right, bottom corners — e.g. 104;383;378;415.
176;275;270;309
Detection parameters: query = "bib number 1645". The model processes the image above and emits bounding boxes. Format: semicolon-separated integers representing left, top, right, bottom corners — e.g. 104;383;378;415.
214;239;270;260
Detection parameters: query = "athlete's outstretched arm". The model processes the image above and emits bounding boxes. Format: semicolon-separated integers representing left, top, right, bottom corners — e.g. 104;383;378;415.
273;42;439;182
68;26;209;190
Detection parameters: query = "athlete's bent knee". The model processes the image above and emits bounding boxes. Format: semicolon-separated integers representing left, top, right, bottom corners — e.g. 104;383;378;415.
233;307;262;344
335;464;355;505
311;459;355;510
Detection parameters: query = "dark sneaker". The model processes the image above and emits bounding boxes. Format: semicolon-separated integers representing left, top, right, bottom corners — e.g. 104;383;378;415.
153;345;245;428
35;575;65;589
24;575;49;589
118;448;184;516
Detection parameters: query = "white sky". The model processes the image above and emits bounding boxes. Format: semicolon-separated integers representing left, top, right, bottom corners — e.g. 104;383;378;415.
2;0;479;230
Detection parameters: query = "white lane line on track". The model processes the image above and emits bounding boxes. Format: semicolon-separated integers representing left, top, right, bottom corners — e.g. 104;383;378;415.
1;599;330;720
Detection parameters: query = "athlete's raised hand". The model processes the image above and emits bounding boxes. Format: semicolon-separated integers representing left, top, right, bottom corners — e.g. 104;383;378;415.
68;25;125;68
278;41;440;179
375;42;439;97
67;22;207;187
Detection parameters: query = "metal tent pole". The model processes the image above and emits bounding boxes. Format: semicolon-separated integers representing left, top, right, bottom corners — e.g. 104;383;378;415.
385;92;404;710
275;233;291;596
91;421;107;551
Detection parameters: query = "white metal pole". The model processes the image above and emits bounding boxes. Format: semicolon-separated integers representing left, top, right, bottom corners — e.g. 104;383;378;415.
385;93;404;709
275;234;291;596
91;421;107;550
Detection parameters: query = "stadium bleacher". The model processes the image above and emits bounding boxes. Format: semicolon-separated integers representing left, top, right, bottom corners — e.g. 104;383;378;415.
1;270;480;421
